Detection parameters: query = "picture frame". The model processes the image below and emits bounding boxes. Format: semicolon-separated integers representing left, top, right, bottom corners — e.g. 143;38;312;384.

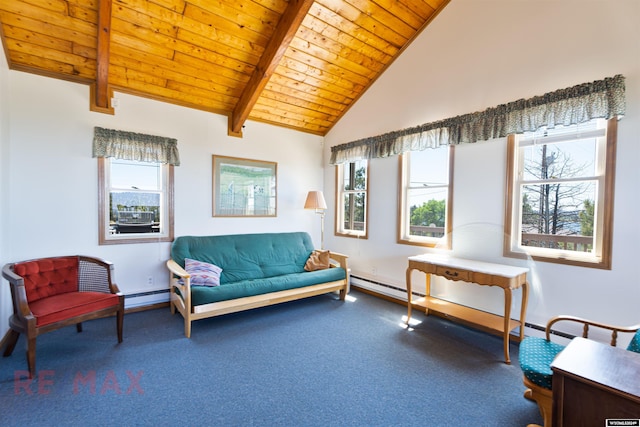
212;155;277;217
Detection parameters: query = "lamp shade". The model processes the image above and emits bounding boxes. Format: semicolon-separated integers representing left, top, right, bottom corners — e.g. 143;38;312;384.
304;191;327;210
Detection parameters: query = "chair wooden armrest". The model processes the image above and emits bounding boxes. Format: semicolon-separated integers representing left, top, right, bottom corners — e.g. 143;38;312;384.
166;259;192;318
328;251;348;269
328;251;349;298
545;315;640;347
167;259;190;282
166;259;192;295
1;263;35;322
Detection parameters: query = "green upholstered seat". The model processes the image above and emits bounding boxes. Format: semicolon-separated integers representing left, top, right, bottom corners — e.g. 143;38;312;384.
627;329;640;353
518;337;565;390
189;267;346;306
520;328;640;391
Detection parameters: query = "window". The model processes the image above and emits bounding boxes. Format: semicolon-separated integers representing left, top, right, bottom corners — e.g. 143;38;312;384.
504;118;616;269
335;159;368;238
398;145;454;248
98;158;174;245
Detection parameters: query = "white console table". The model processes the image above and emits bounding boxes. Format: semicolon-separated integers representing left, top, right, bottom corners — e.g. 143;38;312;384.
406;254;529;364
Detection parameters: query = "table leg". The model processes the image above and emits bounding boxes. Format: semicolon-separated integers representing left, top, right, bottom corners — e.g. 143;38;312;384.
425;273;431;316
406;267;413;324
503;288;512;364
519;281;529;342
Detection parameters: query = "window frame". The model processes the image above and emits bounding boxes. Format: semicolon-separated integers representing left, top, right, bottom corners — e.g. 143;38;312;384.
397;145;454;249
334;159;369;239
98;157;174;245
503;118;617;269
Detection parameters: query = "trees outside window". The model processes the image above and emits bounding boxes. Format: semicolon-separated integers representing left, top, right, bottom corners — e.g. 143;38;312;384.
335;160;368;238
398;146;453;248
504;118;616;269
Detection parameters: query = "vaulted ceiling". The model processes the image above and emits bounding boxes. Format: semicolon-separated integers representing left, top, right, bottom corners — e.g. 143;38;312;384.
0;0;450;136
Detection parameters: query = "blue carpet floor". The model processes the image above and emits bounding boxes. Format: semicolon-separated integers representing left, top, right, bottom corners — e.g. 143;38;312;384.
0;290;542;426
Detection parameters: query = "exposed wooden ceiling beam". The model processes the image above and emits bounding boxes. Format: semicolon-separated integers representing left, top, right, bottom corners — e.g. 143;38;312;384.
229;0;314;137
2;0;451;135
90;0;114;114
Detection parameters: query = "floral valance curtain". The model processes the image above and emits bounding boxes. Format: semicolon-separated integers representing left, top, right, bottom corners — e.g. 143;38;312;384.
92;127;180;166
330;75;626;165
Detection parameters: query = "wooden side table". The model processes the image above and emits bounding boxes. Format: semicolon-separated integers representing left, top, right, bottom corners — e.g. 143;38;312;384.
551;337;640;426
406;253;529;364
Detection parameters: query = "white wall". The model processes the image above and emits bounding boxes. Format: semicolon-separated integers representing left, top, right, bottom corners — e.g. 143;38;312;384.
1;72;324;311
324;0;640;335
0;34;10;335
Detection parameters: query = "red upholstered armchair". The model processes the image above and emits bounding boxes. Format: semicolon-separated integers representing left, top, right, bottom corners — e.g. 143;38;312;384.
1;255;124;377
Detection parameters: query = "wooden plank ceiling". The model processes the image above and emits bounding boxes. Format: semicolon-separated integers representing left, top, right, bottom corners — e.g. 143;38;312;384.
0;0;450;136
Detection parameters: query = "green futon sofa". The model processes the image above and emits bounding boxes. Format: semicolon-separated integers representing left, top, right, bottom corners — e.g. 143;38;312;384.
166;232;349;337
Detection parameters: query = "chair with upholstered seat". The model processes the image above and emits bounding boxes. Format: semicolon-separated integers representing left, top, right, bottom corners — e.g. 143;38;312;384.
1;255;124;378
519;316;640;427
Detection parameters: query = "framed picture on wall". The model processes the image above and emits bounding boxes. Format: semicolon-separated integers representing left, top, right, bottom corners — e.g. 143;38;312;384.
212;155;277;217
